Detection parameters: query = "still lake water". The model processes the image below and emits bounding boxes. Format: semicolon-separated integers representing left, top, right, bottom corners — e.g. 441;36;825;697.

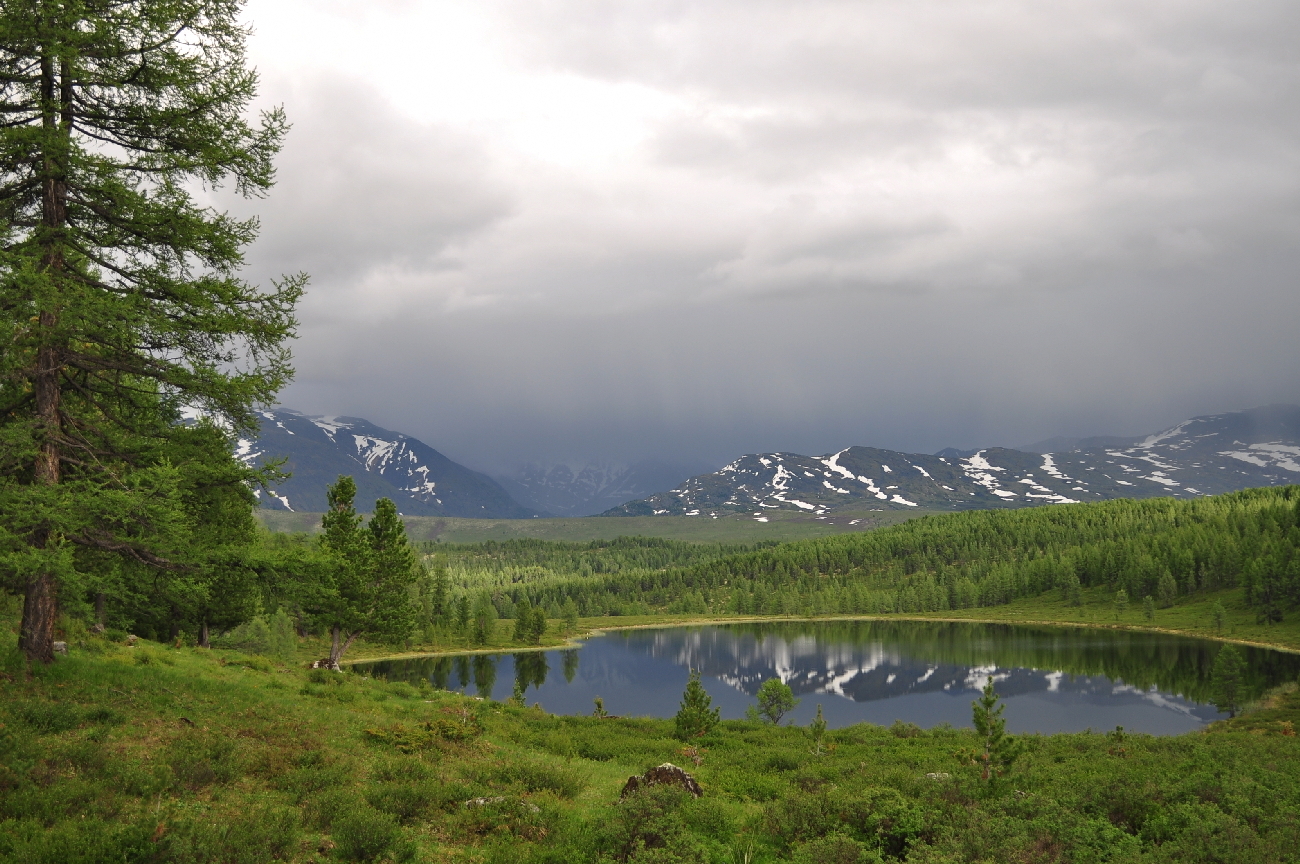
353;621;1300;735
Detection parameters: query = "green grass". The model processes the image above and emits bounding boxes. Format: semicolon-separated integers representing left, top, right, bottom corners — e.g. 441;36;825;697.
256;509;932;544
909;585;1300;653
5;614;1300;863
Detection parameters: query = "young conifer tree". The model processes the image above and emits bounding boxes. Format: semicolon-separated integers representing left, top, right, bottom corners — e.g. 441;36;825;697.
0;1;303;662
674;668;721;740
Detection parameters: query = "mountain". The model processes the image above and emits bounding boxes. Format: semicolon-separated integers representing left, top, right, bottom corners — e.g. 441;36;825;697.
237;409;538;518
494;459;715;517
605;405;1300;518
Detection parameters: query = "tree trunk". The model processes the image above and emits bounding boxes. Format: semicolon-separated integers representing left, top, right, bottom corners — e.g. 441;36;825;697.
328;626;360;667
93;592;106;633
19;566;59;665
20;53;68;665
198;621;210;648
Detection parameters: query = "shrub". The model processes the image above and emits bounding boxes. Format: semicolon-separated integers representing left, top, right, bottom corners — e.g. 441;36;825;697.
750;679;798;725
168;732;240;789
332;806;402;862
12;702;82;734
474;758;586;799
156;804;302;864
889;720;923;739
792;833;880;864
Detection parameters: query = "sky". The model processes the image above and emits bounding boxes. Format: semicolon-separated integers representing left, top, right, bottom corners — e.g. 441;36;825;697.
229;0;1300;474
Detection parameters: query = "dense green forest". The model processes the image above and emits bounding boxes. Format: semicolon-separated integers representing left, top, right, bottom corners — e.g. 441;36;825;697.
475;488;1300;623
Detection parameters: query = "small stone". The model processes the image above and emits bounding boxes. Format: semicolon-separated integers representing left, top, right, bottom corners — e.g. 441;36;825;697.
52;641;68;655
924;772;950;780
308;658;341;671
125;634;139;646
620;763;703;800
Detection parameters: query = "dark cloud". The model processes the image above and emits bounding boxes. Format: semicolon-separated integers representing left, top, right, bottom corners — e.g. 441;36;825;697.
232;0;1300;474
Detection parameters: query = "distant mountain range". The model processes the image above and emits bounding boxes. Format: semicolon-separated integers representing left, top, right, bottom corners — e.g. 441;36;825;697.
493;460;713;517
605;405;1300;519
237;409;536;518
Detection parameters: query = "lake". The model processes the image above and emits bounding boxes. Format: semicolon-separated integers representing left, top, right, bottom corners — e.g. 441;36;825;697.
352;621;1300;734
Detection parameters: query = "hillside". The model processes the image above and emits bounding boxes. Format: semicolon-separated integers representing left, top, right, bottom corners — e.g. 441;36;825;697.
239;408;537;518
607;405;1300;517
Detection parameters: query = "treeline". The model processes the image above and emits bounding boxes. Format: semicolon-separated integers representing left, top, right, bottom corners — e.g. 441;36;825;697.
485;487;1300;620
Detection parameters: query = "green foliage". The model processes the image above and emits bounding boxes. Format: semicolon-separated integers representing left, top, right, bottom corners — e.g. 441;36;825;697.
1213;601;1228;632
1144;595;1156;622
306;478;419;664
1212;645;1247;717
808;704;827;755
514;599;534;643
674;669;720;740
1158;570;1179;608
472;594;496;646
961;676;1021;782
0;0;303;663
751;678;799;725
332;806;403;862
448;488;1300;625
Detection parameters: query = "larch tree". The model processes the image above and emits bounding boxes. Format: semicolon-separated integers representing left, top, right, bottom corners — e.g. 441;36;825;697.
0;0;303;662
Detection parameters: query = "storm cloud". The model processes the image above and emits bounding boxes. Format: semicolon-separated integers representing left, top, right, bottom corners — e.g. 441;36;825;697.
232;0;1300;472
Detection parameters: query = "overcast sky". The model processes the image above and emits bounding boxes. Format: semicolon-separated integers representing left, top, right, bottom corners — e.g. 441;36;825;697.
231;0;1300;473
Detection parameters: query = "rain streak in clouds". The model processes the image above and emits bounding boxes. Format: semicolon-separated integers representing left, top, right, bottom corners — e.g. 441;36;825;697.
228;0;1300;473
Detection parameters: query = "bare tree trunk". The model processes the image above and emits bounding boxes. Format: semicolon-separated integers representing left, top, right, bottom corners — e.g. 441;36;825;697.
21;53;68;665
19;556;58;665
198;621;210;648
327;626;360;668
93;592;106;633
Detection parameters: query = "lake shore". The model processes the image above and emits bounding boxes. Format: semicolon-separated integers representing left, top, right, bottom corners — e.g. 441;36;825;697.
342;586;1300;665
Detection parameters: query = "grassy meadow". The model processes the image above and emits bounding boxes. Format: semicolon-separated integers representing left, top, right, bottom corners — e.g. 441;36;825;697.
5;602;1300;864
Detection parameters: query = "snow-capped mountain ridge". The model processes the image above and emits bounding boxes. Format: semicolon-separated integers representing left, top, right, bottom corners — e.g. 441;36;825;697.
607;405;1300;518
238;408;536;518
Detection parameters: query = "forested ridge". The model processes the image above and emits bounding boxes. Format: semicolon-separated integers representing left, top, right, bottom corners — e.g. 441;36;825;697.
473;487;1300;621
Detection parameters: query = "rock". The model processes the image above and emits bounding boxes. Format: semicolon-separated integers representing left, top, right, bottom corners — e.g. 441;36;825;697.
464;796;540;814
52;641;68;655
464;796;506;808
308;658;341;671
620;763;702;800
125;634;139;646
924;772;950;780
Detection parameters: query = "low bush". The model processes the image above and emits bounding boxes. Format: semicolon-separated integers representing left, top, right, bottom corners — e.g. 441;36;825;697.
332;805;404;862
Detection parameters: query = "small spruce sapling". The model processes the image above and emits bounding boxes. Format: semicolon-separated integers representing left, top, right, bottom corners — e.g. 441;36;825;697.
1114;589;1128;620
674;669;721;740
1143;595;1156;622
959;676;1020;782
809;704;827;755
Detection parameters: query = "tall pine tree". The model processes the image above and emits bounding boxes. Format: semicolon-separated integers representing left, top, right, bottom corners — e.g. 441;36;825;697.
0;0;303;662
